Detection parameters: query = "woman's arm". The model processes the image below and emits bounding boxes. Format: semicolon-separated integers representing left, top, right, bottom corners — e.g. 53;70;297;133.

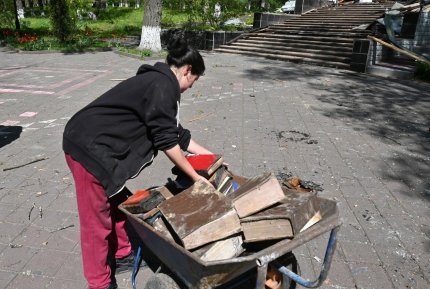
187;138;229;167
186;138;213;155
164;144;213;187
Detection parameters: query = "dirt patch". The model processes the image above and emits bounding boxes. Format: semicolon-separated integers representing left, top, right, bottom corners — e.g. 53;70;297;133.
274;130;318;147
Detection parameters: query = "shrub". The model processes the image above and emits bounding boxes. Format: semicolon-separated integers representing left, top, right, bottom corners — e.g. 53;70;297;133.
0;0;15;29
49;0;77;42
1;30;52;51
181;0;247;30
415;62;430;82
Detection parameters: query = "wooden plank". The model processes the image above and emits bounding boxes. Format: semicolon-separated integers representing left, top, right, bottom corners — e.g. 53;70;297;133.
367;35;430;66
227;173;285;218
193;235;244;262
158;180;241;250
241;188;320;234
242;219;293;243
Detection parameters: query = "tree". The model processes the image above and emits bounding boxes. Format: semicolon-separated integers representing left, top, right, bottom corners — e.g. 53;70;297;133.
0;0;17;29
138;0;162;52
49;0;76;42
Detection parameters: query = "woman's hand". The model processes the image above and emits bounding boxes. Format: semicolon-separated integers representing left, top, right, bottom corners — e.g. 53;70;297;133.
164;144;214;189
195;175;215;189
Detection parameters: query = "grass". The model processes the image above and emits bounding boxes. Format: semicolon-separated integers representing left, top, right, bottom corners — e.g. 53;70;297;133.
18;7;193;37
117;46;168;59
1;7;250;51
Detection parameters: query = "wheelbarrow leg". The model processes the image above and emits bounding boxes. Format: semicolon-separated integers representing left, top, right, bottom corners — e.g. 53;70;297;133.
274;226;339;288
255;263;268;289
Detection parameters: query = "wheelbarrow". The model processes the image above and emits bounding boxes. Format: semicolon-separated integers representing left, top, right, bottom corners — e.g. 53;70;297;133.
119;192;341;289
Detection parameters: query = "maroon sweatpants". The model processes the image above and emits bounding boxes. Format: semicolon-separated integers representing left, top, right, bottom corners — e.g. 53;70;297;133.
65;154;131;289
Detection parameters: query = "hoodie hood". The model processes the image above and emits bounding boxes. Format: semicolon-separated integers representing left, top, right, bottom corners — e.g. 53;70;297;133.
136;62;180;98
137;62;174;77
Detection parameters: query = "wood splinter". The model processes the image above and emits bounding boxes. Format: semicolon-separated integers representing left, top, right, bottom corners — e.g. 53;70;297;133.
3;157;49;172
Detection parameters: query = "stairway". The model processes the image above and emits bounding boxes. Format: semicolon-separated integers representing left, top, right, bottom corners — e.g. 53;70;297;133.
216;3;392;69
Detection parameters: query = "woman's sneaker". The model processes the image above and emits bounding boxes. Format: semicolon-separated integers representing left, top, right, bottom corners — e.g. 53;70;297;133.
103;283;118;289
88;282;117;289
115;252;147;274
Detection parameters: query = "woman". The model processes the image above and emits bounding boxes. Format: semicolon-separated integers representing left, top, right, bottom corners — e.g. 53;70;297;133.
63;37;213;289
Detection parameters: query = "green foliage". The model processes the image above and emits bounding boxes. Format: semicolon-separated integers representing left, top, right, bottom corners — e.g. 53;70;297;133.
2;1;260;51
0;0;15;29
1;27;128;52
415;62;430;82
49;0;77;42
178;0;248;30
141;49;153;57
95;7;135;21
118;46;168;59
1;29;51;50
257;0;286;12
162;8;189;28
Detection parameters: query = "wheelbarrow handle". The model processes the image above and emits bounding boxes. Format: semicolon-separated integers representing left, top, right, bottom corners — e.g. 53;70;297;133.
274;226;339;288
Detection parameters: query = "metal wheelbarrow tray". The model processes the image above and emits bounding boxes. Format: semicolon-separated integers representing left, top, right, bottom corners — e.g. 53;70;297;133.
119;196;341;289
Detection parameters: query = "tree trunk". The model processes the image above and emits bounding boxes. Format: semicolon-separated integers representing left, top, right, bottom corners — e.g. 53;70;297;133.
138;0;163;52
13;0;21;30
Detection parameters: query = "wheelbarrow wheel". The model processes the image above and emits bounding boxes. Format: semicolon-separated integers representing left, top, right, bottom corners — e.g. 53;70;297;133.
144;273;181;289
267;253;300;289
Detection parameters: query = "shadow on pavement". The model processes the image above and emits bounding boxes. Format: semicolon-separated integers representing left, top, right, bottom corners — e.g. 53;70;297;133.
242;64;430;204
0;125;23;148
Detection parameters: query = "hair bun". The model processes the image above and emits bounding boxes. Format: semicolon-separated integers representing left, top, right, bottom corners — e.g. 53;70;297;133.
167;34;188;58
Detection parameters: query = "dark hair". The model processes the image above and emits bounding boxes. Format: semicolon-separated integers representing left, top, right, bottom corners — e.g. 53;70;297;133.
166;36;205;76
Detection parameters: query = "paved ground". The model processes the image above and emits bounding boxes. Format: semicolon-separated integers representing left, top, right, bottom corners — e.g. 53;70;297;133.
0;47;429;289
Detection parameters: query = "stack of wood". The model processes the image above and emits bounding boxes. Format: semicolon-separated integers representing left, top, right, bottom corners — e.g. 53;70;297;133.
121;154;322;262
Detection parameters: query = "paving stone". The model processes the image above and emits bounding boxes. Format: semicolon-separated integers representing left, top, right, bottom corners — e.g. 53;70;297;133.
46;278;86;289
384;264;430;289
21;191;61;209
0;246;38;271
0;270;17;289
0;203;18;220
5;204;41;225
339;240;380;265
0;189;34;206
305;233;344;262
45;228;80;252
4;273;52;289
0;222;26;245
293;255;317;288
348;262;394;289
0;175;28;190
47;194;78;213
317;260;356;289
23;249;70;277
1;49;430;289
54;252;84;282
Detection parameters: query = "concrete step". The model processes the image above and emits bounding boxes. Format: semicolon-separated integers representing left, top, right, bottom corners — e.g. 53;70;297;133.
264;29;368;38
273;23;362;28
314;6;388;11
313;10;385;13
303;11;383;15
367;64;414;79
283;19;379;24
217;45;351;63
238;38;353;50
232;41;352;56
267;26;361;33
250;33;355;43
296;17;381;21
214;2;389;70
215;48;351;69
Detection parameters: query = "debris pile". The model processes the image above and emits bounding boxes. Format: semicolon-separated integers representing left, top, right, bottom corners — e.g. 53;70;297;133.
121;154;323;264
